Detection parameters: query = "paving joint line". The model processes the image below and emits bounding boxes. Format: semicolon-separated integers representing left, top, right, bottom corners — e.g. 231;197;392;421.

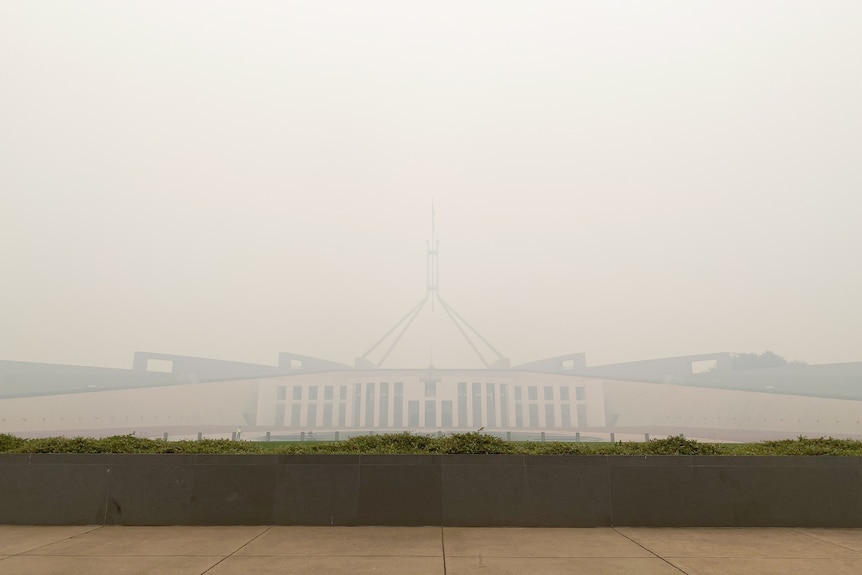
440;526;447;575
444;554;672;558
613;527;690;575
199;526;272;575
15;553;245;557
663;555;850;559
4;525;104;559
204;553;441;558
788;527;862;554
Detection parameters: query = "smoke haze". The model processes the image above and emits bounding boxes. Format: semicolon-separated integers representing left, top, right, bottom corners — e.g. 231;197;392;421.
2;1;860;370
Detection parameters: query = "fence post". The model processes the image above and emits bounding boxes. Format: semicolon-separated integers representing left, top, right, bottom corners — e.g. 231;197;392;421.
541;431;546;442
644;432;650;442
335;431;340;441
266;431;271;442
610;432;615;443
163;432;168;441
506;431;511;441
300;431;305;442
575;432;580;442
197;432;202;441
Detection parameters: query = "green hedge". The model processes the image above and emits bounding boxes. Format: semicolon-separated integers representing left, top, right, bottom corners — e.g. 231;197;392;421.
3;432;862;456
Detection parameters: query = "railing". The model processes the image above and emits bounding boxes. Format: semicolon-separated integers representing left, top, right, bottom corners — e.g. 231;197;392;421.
151;429;658;443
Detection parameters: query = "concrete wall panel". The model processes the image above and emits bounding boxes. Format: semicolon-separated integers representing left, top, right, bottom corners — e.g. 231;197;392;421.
2;455;862;527
273;456;360;525
441;455;528;526
105;460;196;525
188;457;278;525
357;456;442;526
10;456;112;525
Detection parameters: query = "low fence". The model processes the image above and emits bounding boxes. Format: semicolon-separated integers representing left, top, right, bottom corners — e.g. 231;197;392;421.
143;430;640;442
221;430;638;443
1;454;860;526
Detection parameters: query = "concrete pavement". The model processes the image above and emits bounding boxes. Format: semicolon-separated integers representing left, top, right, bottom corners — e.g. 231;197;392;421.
1;525;862;574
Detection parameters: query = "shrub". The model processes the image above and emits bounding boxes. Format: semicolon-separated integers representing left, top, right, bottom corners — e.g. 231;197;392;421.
436;431;512;454
758;436;862;456
0;433;26;452
339;432;437;454
0;434;262;454
644;435;719;455
24;435;158;454
4;432;862;456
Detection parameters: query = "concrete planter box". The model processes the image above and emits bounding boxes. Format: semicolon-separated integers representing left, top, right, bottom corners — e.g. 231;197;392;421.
1;454;860;526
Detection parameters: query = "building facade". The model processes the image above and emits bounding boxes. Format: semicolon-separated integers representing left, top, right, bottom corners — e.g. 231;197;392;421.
3;351;862;441
254;369;605;432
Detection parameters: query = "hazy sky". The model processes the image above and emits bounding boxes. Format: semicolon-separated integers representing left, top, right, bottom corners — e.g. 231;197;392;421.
2;1;860;370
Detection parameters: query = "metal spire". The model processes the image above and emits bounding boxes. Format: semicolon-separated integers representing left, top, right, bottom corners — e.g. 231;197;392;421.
428;199;438;310
356;205;509;369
